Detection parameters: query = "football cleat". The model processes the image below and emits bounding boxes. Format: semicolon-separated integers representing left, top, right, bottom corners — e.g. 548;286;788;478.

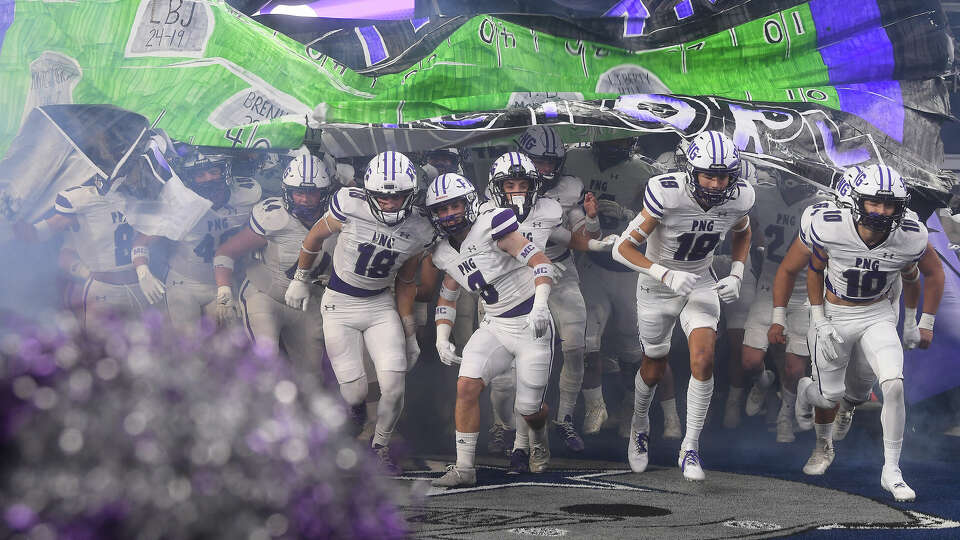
833;407;855;441
795;377;815;431
529;430;551;473
373;445;402;476
488;422;515;456
745;369;775;417
582;398;609;435
802;439;835;475
628;430;650;473
663;411;683;440
431;465;477;488
776;413;796;443
507;449;530;474
881;467;916;502
678;449;706;482
554;416;585;452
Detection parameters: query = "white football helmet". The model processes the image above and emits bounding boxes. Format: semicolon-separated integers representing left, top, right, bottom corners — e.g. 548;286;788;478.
835;165;865;209
363;151;419;225
516;125;566;188
425;173;479;236
282;151;334;222
846;164;910;232
679;130;742;206
422;147;462;181
487;151;541;220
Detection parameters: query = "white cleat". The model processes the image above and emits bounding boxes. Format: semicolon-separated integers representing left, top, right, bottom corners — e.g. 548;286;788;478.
663;413;683;440
881;467;916;502
678;449;706;482
583;398;609;435
627;429;650;473
833;407;855;441
723;393;741;429
529;431;551;474
802;440;835;475
431;465;477;488
745;369;775;417
795;377;815;431
776;414;796;443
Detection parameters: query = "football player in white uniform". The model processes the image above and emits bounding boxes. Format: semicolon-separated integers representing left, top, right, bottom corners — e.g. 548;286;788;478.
212;153;334;393
793;164;943;501
285;151;436;475
483;149;616;458
423;172;558;488
18;181;151;329
613;131;755;482
564;138;682;440
738;172;824;441
132;151;262;330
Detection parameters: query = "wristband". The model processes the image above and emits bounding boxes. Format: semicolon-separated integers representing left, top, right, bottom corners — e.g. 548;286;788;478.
293;267;311;282
435;305;456;324
647;263;669;282
213;255;235;270
533;263;556;282
132;246;149;261
918;313;935;331
729;260;745;281
584;214;601;233
904;307;918;327
439;283;461;302
771;306;786;327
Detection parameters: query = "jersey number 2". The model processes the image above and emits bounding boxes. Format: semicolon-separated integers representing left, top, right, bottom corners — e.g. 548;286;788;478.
354;243;400;279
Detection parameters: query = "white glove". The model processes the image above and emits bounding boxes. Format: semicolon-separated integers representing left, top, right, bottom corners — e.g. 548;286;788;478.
136;265;166;304
811;304;844;362
902;307;921;349
527;302;552;339
587;234;620;252
649;264;697;296
713;260;744;304
216;285;239;327
284;279;311;311
436;339;461;366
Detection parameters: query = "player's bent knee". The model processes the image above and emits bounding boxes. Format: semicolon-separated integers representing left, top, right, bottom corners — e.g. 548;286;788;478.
880;378;904;401
642;341;670;359
457;376;485;400
339;376;368;406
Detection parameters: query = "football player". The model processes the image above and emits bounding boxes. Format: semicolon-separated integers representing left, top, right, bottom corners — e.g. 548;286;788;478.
794;164;943;501
613;130;755;482
738;171;824;441
212;152;334;393
564;137;681;439
424;172;557;488
132;151;261;330
284;151;436;475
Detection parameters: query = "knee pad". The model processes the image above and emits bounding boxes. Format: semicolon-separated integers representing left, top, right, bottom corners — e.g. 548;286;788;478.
812;386;842;409
880;378;904;403
339;375;368;406
641;340;670;359
514;398;542;417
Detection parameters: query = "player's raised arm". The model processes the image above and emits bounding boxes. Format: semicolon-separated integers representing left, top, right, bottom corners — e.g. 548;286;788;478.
901;242;945;349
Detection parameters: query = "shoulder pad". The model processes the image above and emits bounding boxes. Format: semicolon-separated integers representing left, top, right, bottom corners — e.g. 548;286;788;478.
55;185;97;214
329;186;366;222
733;180;756;211
229;178;263;208
536;197;564;222
643;172;686;219
478;200;501;216
250;197;290;235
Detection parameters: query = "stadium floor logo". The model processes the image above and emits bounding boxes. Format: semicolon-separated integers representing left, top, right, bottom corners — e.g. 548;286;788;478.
398;462;960;539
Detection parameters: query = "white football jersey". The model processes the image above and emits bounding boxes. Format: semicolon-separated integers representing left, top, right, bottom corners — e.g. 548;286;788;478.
632;172;756;277
752;183;826;291
432;202;535;317
804;206;926;302
514;197;564;255
541;174;585;261
563;148;663;211
168;179;262;283
54;184;134;273
246;196;336;303
327;187;436;292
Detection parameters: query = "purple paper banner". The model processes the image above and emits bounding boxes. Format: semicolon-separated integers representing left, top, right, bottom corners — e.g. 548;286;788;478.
256;0;414;19
0;0;14;55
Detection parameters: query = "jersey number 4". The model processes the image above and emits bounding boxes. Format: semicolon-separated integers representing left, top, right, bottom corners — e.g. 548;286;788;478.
354;243;400;279
674;232;720;262
193;229;242;263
